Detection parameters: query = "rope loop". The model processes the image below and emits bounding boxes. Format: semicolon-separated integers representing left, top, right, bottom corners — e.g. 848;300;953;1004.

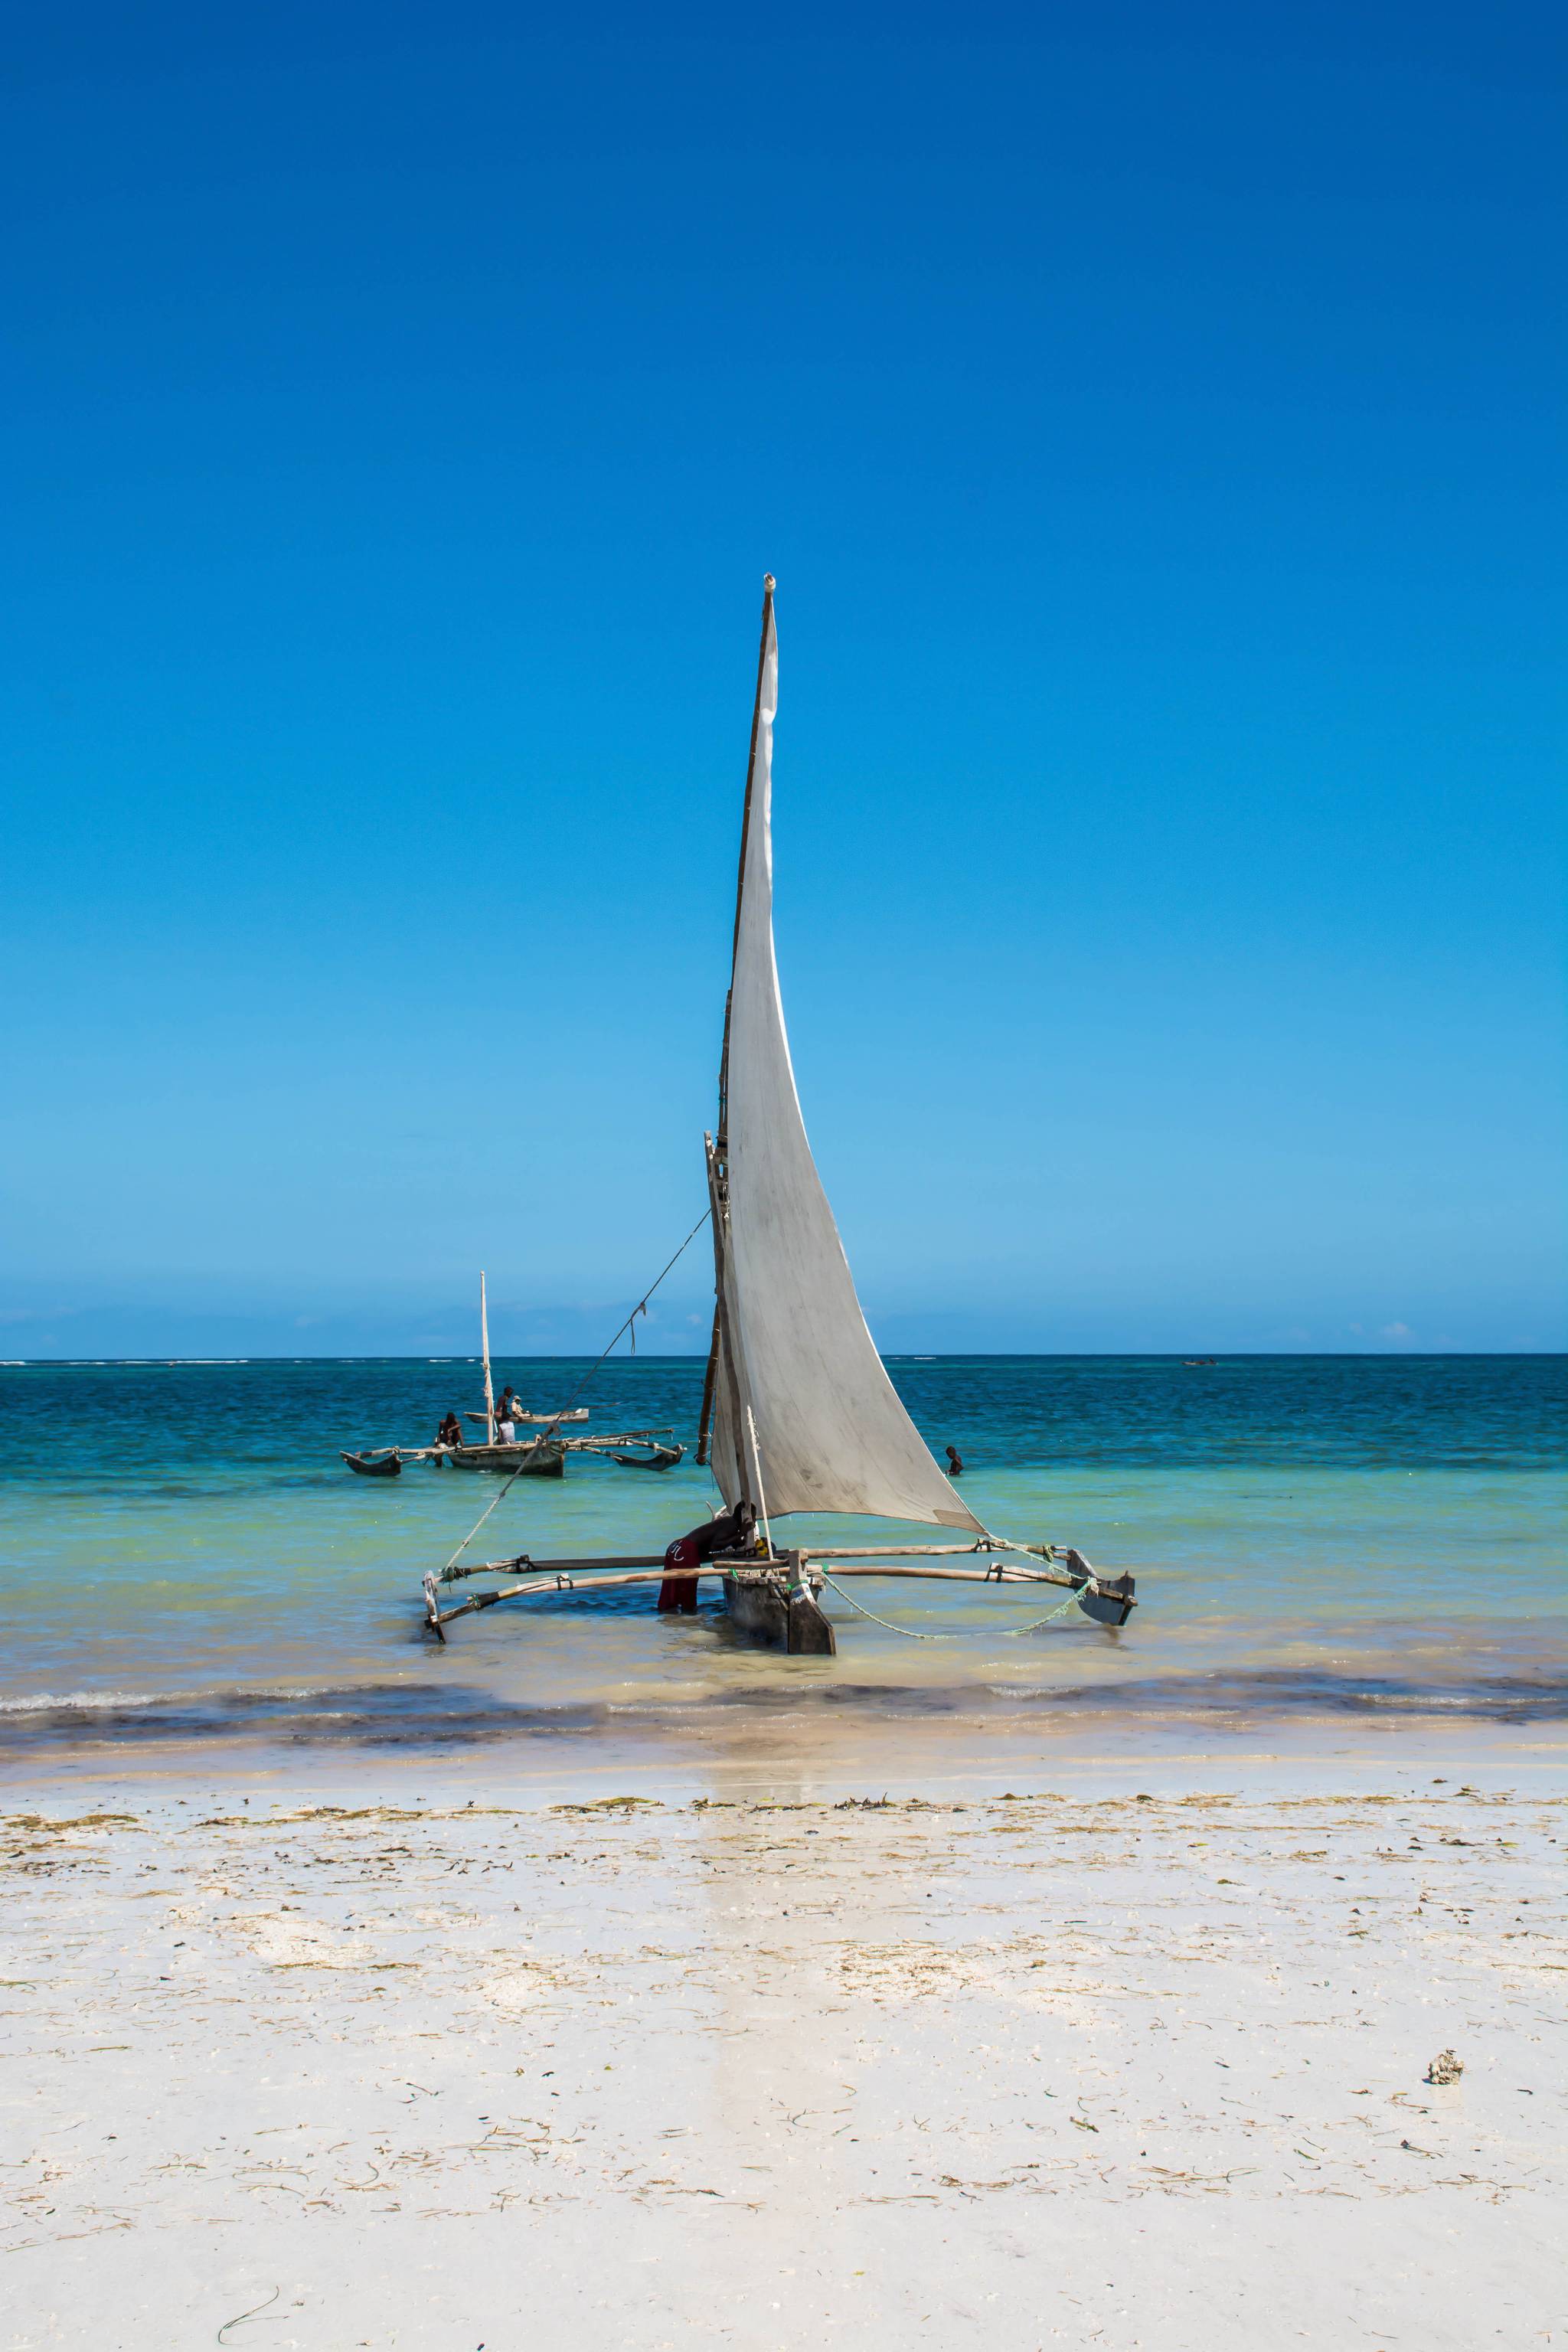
816;1568;1092;1642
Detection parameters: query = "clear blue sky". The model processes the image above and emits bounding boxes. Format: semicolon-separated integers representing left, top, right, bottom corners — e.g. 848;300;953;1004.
3;2;1562;1357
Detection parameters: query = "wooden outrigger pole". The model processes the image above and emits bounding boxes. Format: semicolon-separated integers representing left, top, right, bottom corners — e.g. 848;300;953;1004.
424;1542;1128;1636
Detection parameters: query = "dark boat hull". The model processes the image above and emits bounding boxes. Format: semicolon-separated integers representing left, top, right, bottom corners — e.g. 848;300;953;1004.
448;1440;566;1478
342;1450;402;1478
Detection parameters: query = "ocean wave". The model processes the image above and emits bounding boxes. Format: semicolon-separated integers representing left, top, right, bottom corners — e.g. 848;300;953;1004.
0;1666;1563;1755
0;1688;167;1713
0;1681;346;1717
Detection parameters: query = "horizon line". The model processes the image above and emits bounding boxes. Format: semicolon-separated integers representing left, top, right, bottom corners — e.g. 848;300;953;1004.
3;1350;1563;1367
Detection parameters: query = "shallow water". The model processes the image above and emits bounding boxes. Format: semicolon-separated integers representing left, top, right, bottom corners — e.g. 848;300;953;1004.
2;1355;1563;1762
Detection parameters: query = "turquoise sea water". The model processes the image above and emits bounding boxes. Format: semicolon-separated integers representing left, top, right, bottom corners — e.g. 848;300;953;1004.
1;1355;1563;1764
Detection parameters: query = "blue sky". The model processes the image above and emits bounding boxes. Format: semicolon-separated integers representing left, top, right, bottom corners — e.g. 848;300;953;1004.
3;2;1562;1357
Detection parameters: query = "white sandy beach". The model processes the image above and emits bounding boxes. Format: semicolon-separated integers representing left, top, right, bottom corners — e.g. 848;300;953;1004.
2;1759;1563;2350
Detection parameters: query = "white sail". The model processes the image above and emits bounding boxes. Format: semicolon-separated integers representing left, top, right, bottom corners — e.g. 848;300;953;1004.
712;586;985;1534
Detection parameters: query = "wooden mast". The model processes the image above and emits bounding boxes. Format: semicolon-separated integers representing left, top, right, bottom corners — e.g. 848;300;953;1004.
694;1301;721;1467
697;573;775;1492
704;1132;750;1509
479;1271;495;1445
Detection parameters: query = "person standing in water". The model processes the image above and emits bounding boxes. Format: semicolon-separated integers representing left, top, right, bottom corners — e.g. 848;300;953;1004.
658;1504;755;1612
945;1446;964;1477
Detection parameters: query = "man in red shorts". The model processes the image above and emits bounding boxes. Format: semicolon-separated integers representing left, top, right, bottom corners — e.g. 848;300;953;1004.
658;1504;755;1612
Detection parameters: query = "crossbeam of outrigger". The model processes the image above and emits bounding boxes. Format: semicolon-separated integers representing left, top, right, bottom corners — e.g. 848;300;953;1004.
422;1542;1136;1643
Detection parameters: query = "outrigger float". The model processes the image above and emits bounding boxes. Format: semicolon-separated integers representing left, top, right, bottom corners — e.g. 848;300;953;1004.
423;579;1135;1651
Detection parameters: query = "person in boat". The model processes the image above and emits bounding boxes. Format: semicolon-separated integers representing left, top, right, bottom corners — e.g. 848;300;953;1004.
945;1446;964;1477
497;1384;520;1424
436;1411;462;1450
657;1504;756;1614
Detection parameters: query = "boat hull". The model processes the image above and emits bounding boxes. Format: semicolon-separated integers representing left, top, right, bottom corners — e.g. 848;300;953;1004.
723;1557;835;1655
341;1450;402;1478
448;1440;566;1478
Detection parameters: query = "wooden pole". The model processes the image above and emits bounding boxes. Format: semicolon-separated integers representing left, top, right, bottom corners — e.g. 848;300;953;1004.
797;1542;1061;1562
696;1131;727;1465
429;1563;732;1626
704;1132;751;1514
444;1555;1093;1591
425;1556;1122;1632
694;1298;721;1466
744;1404;773;1557
442;1553;693;1581
433;1547;1125;1604
479;1271;495;1445
814;1560;1093;1592
437;1543;1103;1581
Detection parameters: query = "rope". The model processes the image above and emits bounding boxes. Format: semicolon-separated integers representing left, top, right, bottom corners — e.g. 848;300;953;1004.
815;1568;1093;1641
437;1210;711;1583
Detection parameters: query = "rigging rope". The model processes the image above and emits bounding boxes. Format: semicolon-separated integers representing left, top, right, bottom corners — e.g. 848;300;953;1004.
815;1567;1093;1641
436;1209;712;1582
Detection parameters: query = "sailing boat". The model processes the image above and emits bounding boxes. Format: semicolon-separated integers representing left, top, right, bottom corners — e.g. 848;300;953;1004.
444;1274;567;1475
423;581;1134;1643
342;1274;568;1476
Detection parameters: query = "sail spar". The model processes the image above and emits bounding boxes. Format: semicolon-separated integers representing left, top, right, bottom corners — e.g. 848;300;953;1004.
708;582;985;1534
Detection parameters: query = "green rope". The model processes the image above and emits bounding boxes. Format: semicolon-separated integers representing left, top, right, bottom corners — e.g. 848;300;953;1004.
815;1568;1093;1641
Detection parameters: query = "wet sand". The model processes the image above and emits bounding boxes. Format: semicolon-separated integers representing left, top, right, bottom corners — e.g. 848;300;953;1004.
2;1756;1563;2348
